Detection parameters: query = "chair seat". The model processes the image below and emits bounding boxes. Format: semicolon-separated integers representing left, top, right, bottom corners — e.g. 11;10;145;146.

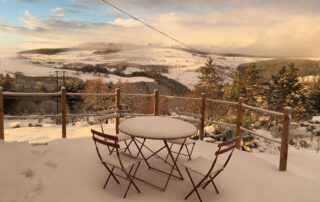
184;156;223;176
168;138;195;145
102;152;141;170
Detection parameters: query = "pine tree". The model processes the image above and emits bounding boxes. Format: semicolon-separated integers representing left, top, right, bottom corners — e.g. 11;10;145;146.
309;78;320;114
229;64;266;107
2;74;13;90
197;57;223;99
268;63;308;120
229;72;245;100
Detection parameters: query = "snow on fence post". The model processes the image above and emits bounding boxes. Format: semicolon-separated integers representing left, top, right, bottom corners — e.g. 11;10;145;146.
279;107;291;171
199;93;206;141
235;97;244;149
115;88;120;134
0;87;4;140
154;89;159;116
61;87;67;139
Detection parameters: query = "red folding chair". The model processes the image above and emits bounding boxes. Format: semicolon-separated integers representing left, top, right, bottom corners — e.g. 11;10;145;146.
184;137;238;202
96;108;133;155
91;129;142;198
165;111;201;161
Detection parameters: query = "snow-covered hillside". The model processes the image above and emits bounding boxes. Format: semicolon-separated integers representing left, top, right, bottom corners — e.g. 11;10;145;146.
0;58;154;84
1;44;271;88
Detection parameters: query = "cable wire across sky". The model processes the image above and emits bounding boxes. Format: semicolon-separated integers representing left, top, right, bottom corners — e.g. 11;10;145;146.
101;0;203;54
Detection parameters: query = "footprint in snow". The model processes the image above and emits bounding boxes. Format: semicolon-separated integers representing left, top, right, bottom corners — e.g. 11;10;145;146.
21;168;35;178
44;161;58;168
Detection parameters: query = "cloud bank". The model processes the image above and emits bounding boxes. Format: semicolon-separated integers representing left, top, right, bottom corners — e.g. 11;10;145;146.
1;0;320;57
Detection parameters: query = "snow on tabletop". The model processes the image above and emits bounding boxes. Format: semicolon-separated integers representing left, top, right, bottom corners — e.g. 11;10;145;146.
118;116;197;139
0;130;319;202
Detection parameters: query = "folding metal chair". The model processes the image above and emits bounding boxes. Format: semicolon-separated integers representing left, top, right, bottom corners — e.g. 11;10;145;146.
184;137;238;202
96;108;133;155
165;111;202;161
91;129;142;198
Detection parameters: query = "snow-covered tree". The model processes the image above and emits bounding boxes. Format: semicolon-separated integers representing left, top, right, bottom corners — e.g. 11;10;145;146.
229;64;267;107
267;63;308;120
197;57;223;99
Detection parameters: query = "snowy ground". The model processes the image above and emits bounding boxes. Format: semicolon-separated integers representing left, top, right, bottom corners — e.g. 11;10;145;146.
1;121;319;202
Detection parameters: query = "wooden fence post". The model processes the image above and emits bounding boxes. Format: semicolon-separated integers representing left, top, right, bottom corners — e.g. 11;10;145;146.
199;93;206;141
115;88;120;134
235;97;244;149
0;87;4;141
61;87;67;139
153;89;159;116
279;107;291;171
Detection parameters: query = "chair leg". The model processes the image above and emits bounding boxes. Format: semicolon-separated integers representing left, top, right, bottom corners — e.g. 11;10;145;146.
212;181;219;194
185;168;203;202
109;147;115;155
188;143;196;161
103;166;116;188
145;145;166;161
103;164;120;187
136;138;146;158
136;138;161;159
185;144;192;161
165;142;174;162
123;162;141;198
131;137;152;169
202;171;221;194
124;140;133;156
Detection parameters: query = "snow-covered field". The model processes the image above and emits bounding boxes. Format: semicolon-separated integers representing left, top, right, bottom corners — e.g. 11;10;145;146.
0;58;154;84
1;46;270;88
1;122;319;202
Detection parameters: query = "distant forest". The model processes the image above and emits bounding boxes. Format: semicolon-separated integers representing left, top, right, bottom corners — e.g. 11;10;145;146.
238;59;320;79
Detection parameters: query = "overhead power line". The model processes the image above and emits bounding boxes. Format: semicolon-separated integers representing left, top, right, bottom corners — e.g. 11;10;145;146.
101;0;203;54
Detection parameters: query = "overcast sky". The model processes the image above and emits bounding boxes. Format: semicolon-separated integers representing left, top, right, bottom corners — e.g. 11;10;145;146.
1;0;320;57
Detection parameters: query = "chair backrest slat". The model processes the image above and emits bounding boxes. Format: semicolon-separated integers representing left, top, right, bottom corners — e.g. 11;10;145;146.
97;114;120;122
93;136;120;148
207;137;238;176
218;137;237;147
96;108;120;134
177;111;202;119
175;110;202;132
91;129;127;170
91;129;118;141
96;108;119;115
216;145;234;155
175;117;201;125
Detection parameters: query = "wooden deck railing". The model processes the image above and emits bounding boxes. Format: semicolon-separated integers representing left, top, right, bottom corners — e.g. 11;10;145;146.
0;87;291;171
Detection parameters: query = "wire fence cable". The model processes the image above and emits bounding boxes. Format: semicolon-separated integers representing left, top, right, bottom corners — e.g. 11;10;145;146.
101;0;202;54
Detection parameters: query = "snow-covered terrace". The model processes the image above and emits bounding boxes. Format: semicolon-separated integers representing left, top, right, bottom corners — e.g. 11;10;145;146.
1;124;319;202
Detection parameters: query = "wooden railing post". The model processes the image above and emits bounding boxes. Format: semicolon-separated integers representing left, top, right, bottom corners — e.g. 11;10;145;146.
61;87;67;139
199;93;206;141
115;88;120;134
279;107;291;171
153;89;159;116
0;87;4;140
235;97;244;149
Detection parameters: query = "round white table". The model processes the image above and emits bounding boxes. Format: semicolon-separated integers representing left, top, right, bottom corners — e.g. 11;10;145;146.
118;116;198;191
118;116;197;140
